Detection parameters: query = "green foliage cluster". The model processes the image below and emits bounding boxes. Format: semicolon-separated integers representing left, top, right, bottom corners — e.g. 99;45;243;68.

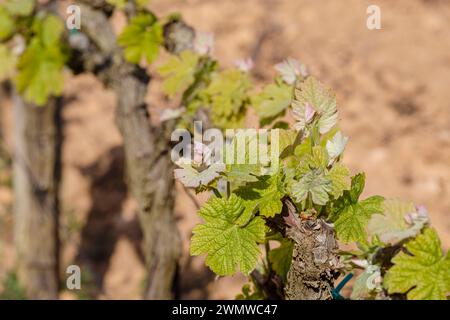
0;0;159;106
167;46;450;300
0;0;67;106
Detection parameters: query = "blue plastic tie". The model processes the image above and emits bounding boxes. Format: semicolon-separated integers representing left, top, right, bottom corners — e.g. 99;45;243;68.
331;273;354;300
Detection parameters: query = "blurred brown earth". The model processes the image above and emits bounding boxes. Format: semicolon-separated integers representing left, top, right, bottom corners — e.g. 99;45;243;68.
0;0;449;299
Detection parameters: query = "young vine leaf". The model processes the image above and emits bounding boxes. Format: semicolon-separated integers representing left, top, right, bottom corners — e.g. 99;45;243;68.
326;164;351;199
158;50;199;97
174;161;225;189
331;173;384;243
226;163;261;189
15;15;67;106
384;228;450;300
274;58;307;85
0;7;14;40
235;173;285;218
118;13;163;64
268;236;294;280
203;69;251;128
367;199;429;245
288;169;332;205
287;142;351;205
326;131;348;162
292;76;338;134
190;194;266;276
252;80;292;122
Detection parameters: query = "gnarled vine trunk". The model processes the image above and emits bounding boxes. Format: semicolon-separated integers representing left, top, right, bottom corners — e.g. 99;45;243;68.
283;200;340;300
13;95;61;299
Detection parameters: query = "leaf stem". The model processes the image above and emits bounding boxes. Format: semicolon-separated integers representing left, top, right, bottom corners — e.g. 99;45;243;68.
211;187;222;198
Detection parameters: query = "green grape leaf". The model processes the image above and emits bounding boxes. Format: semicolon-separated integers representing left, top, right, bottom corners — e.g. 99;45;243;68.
294;145;328;177
309;145;329;169
292;76;338;134
4;0;35;16
15;15;66;106
329;173;384;243
278;129;302;168
158;50;199;97
384;228;450;300
326;163;351;198
226;164;261;190
349;173;365;203
204;69;251;128
118;13;163;64
15;39;66;105
190;194;265;276
278;129;297;157
269;237;293;280
252;81;292;120
288;169;331;205
0;7;14;40
32;14;64;47
368;199;429;245
293;136;312;157
334;195;384;244
0;44;16;81
235;173;284;218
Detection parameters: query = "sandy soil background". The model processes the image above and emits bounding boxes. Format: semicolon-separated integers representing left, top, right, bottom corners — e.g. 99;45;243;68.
1;0;450;299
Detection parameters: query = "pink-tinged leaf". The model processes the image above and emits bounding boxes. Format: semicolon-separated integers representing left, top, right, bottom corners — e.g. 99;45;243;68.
174;162;225;188
274;58;308;85
304;102;316;123
193;141;213;166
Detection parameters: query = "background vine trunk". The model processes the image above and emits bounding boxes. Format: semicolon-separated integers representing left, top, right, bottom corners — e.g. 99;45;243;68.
112;64;180;299
78;2;184;299
13;94;61;299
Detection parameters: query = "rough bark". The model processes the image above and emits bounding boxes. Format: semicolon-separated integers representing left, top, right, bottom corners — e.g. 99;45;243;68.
283;200;340;300
13;94;61;299
77;3;187;299
113;64;181;299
